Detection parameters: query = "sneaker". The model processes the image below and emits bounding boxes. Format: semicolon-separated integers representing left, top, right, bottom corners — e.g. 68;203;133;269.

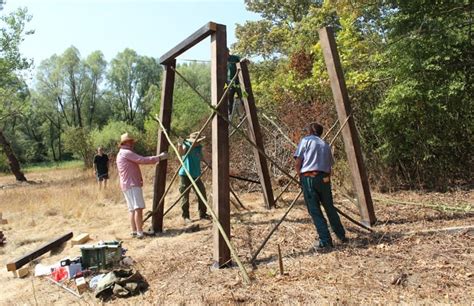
136;232;144;239
313;242;334;253
130;231;137;237
183;218;192;225
200;214;211;220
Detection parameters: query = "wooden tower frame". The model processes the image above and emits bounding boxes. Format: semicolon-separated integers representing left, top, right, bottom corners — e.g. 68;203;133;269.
152;22;274;267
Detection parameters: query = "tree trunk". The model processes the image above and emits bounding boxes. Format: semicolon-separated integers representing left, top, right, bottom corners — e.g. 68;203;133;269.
0;129;27;181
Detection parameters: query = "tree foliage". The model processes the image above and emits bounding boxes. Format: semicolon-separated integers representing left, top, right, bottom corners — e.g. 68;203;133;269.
235;0;473;189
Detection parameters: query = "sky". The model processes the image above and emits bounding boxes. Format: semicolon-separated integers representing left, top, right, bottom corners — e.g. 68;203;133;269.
2;0;260;71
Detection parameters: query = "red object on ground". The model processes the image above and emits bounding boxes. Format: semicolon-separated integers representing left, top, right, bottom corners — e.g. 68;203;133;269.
51;266;68;282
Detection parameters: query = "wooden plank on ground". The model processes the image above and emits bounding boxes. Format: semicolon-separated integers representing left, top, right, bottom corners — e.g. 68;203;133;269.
70;233;90;246
15;266;29;278
6;232;73;271
211;24;231;267
318;26;376;226
237;60;275;209
159;22;217;64
152;60;176;233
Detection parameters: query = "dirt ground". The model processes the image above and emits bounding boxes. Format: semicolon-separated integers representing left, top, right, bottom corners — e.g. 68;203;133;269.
0;166;472;304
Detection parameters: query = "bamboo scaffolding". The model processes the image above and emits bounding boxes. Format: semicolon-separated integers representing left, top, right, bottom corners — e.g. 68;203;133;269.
147;70;241;224
146;115;248;222
156;117;251;283
173;69;372;233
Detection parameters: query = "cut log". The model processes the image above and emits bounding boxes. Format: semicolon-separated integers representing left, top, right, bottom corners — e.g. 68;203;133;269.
70;233;90;247
6;232;73;271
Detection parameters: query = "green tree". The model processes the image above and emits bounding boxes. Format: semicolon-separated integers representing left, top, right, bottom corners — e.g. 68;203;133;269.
107;49;162;128
373;1;473;187
0;7;33;180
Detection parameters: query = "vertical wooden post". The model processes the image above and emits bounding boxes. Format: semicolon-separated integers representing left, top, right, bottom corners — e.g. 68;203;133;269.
211;24;231;267
237;60;275;209
152;60;176;233
318;27;376;226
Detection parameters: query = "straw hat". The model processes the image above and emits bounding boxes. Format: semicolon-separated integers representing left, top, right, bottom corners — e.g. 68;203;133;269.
186;132;206;144
120;133;135;145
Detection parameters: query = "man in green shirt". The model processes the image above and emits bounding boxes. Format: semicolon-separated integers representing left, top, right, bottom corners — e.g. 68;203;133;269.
177;132;210;223
226;48;242;116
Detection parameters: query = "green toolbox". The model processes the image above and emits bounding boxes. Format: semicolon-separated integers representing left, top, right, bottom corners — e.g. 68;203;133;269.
80;241;122;270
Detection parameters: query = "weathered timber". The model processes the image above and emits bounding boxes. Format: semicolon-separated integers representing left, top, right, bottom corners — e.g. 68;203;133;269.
237;60;275;209
211;23;231;267
70;233;90;246
6;232;73;271
318;27;376;226
152;60;176;233
159;22;217;64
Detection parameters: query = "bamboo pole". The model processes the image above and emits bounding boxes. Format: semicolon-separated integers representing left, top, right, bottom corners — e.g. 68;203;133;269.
262;113;297;148
273;173;298;204
173;68;372;232
153;115;249;220
148;69;241;224
250;190;303;263
156;117;251;284
163;165;210;217
230;187;247;210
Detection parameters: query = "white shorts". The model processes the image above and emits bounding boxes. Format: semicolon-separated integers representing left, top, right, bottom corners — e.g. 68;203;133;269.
123;187;146;212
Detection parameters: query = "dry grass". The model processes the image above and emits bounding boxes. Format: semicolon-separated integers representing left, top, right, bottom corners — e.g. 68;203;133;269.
0;165;473;304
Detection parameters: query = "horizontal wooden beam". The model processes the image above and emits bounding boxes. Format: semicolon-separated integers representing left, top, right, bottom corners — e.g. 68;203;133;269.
159;22;218;64
6;232;73;271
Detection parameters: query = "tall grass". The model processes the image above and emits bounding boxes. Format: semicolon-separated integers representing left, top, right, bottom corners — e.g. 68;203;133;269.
23;160;84;172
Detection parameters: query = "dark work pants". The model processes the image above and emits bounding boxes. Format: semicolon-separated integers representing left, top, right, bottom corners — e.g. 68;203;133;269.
300;173;346;246
228;85;242;115
179;175;207;219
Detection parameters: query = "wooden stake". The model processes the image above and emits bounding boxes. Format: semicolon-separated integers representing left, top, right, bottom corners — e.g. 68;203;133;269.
277;244;284;276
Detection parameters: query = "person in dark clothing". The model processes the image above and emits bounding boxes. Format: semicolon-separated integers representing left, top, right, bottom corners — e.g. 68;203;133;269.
93;147;109;189
226;48;242;116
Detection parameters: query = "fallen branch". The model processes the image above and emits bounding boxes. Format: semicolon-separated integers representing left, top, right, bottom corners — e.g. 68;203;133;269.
373;197;473;213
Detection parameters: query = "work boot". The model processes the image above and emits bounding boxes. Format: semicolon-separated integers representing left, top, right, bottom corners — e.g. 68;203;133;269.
313;241;334;254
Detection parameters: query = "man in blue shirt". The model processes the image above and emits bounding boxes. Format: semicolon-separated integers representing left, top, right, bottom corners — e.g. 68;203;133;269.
177;132;210;223
294;122;347;252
